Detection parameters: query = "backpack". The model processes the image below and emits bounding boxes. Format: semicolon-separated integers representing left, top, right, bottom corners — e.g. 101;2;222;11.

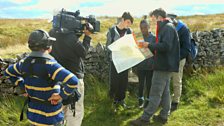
109;27;132;43
21;57;53;84
187;37;198;63
190;38;198;60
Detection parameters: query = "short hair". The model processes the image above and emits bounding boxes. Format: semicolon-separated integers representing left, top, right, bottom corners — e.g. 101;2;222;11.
140;20;149;27
121;12;134;24
149;8;166;18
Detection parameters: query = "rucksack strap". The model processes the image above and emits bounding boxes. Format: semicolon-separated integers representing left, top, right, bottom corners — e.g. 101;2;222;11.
110;27;115;43
20;97;58;121
110;27;132;43
21;57;55;87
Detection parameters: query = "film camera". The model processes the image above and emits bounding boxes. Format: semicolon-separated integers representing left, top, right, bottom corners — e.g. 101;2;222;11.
52;8;100;36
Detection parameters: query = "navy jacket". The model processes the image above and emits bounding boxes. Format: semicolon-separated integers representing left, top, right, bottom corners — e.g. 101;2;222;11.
148;20;180;72
137;32;155;70
50;29;91;79
176;20;191;60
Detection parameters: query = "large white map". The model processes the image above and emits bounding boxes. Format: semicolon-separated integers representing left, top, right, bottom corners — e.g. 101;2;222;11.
108;34;153;73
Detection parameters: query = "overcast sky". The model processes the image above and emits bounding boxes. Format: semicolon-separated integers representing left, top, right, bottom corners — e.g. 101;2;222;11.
0;0;224;19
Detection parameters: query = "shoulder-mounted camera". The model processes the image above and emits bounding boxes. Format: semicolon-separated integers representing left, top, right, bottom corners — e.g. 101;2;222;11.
52;8;100;36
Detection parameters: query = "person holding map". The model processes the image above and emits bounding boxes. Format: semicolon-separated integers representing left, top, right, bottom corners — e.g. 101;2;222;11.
106;12;134;112
136;17;155;108
130;8;180;125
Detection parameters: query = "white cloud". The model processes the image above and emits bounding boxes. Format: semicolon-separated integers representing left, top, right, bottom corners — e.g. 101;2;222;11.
2;0;224;18
7;0;32;4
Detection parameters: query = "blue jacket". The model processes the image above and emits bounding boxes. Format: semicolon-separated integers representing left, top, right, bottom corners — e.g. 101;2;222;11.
137;32;155;70
176;20;191;60
4;52;79;126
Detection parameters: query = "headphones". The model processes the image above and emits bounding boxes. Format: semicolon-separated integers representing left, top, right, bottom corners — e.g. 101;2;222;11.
28;29;53;50
37;29;51;42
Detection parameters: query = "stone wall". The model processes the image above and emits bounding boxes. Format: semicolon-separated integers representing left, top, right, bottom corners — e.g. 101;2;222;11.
85;28;224;76
193;28;224;69
1;28;224;92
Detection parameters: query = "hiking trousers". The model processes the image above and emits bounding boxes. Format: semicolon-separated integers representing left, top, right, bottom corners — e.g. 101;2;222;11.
141;71;173;120
109;62;128;101
137;70;153;99
64;79;84;126
171;58;186;103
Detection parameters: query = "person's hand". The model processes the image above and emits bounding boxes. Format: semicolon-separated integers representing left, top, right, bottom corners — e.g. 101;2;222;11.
48;93;62;105
142;42;149;48
84;29;92;36
22;93;28;97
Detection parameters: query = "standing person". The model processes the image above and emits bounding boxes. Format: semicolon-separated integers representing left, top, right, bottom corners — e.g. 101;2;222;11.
50;23;92;125
106;12;134;111
167;13;191;111
130;8;180;125
136;17;155;108
4;29;79;126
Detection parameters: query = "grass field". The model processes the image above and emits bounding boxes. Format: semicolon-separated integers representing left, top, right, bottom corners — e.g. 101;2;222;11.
1;13;224;58
0;69;224;126
0;13;224;126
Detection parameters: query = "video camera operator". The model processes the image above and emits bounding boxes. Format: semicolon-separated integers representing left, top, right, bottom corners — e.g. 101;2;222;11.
49;9;100;126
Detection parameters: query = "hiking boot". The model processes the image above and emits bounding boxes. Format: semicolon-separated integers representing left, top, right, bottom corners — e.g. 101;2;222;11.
130;117;149;126
152;115;167;124
139;98;144;108
171;102;178;112
118;100;131;109
113;100;130;112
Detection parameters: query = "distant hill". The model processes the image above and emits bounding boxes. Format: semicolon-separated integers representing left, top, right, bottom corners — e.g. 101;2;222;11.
0;13;224;58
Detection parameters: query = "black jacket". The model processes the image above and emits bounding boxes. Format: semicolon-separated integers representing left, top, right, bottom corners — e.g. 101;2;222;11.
50;30;91;78
137;33;155;70
148;20;180;72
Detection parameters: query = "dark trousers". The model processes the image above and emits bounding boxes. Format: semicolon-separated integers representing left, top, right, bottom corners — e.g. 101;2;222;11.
109;62;128;101
137;70;153;99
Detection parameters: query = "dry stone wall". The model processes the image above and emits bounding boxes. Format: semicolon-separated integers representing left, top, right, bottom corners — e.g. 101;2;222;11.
1;29;224;93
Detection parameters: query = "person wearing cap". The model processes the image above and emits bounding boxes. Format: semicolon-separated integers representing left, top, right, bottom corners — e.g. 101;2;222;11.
136;17;155;108
4;29;79;126
106;12;134;112
49;22;92;125
167;13;191;112
130;8;179;125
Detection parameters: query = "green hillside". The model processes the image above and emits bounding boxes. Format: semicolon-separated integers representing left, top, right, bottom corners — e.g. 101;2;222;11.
0;14;224;126
1;13;224;58
0;69;224;126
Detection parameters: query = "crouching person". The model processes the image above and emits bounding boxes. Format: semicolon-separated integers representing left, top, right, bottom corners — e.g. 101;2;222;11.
4;29;79;126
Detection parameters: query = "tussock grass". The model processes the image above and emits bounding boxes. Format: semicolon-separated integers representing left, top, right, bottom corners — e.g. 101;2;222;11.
1;13;224;50
0;95;29;126
81;68;224;126
0;14;224;126
0;68;223;126
0;44;30;59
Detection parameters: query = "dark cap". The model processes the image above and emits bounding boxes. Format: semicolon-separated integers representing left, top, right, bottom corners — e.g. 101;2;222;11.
167;13;177;19
29;29;56;43
28;29;56;48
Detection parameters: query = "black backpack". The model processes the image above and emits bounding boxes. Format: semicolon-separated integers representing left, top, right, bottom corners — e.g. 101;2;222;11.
21;57;53;84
